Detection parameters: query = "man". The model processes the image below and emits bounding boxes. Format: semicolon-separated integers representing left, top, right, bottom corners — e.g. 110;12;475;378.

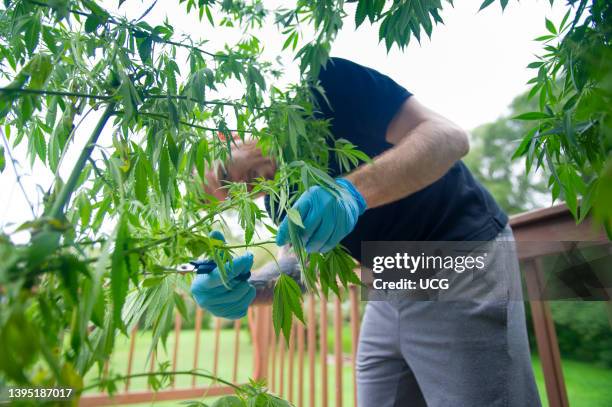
191;58;541;406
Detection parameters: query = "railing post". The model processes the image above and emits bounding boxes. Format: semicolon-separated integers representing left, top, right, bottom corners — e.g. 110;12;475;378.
147;350;156;390
288;323;296;403
297;318;305;407
523;258;569;407
250;305;272;381
279;330;285;397
320;294;328;407
233;319;242;383
334;295;343;407
192;308;203;387
270;317;277;392
307;295;317;407
125;326;138;391
213;317;221;382
172;312;182;388
349;284;360;407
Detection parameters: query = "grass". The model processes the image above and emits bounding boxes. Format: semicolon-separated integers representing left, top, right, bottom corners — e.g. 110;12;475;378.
83;328;612;407
531;357;612;407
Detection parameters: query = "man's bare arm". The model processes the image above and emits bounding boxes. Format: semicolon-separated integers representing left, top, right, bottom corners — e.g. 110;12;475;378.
345;97;469;209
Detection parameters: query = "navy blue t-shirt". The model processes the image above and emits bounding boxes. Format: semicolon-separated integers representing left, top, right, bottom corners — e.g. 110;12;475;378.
272;57;508;262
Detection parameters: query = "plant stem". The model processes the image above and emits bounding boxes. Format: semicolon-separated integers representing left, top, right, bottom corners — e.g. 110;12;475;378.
226;240;276;249
26;0;253;61
124;111;253;134
0;87;252;109
48;103;116;220
78;369;243;393
0;127;36;217
0;87;109;100
81;238;278;266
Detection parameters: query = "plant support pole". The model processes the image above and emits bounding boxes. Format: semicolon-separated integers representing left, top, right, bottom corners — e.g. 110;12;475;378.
48;103;116;219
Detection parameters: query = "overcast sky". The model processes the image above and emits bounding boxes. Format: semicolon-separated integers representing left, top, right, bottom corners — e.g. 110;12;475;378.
1;0;568;236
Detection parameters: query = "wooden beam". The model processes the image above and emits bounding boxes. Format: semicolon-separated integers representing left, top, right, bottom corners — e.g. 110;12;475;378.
80;385;238;406
524;259;569;407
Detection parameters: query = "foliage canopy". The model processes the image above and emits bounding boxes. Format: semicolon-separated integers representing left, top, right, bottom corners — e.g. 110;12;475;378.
0;0;609;402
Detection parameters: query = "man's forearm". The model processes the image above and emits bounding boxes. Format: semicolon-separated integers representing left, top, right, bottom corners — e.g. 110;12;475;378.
346;119;469;209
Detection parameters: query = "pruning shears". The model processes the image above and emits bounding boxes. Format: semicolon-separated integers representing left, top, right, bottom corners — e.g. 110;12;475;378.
182;258;251;282
173;259;216;274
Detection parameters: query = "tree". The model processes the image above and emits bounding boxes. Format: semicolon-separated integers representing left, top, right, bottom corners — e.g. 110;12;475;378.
464;91;549;215
0;0;363;398
0;0;609;402
509;0;612;235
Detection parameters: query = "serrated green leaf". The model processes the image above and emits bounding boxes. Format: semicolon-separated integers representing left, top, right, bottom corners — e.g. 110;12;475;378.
512;127;538;159
119;72;138;121
27;230;61;267
545;18;557;34
513;111;552;121
527;61;544;69
159;147;170;193
263;223;277;235
534;34;555;42
272;274;304;342
355;0;368;27
134;157;148;203
192;69;207;107
111;214;129;332
479;0;495;11
173;292;189;321
25;15;41;54
137;36;153;64
205;5;215;26
578;179;597;223
78;193;92;228
0;145;5;172
84;14;102;33
167;99;179;129
33;127;46;164
287;208;304;229
212;396;244;407
143;276;164;288
282;31;296;51
166;133;179;168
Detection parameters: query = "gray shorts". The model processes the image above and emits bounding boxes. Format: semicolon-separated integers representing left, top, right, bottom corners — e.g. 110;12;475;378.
356;226;541;407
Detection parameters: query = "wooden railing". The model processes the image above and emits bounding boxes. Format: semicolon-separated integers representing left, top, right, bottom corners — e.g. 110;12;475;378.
80;203;608;407
80;286;361;407
510;204;608;407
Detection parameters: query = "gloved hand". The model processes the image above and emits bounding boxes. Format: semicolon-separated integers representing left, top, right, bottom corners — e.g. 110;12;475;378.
276;178;367;253
190;232;256;320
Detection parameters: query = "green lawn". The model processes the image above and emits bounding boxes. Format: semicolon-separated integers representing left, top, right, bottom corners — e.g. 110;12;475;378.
84;328;612;407
531;357;612;407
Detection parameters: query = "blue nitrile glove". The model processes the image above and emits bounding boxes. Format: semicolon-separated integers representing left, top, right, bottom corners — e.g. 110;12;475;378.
190;232;256;320
276;178;367;253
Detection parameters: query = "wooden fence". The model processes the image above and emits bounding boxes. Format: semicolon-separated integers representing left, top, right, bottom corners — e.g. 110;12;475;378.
80;204;608;407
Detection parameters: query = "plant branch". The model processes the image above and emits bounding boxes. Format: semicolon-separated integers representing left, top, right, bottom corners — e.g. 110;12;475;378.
48;103;116;219
133;111;253;134
0;87;252;109
82;234;276;266
87;157;114;189
26;0;252;60
0;127;36;217
0;87;109;100
78;369;242;393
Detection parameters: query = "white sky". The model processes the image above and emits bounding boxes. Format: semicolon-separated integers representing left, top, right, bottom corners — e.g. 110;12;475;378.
1;0;568;237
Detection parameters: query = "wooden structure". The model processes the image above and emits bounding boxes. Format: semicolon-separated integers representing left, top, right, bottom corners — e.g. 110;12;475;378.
80;204;608;407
